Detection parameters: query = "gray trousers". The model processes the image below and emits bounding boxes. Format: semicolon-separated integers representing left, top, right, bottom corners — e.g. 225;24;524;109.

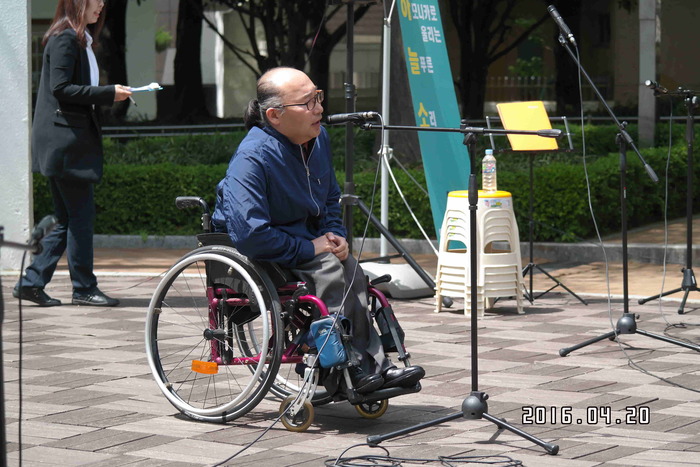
290;252;391;374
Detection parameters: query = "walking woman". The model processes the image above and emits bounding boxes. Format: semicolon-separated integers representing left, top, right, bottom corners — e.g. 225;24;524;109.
14;0;132;307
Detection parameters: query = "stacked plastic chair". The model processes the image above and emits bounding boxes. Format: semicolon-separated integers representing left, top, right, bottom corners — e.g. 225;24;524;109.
435;190;525;317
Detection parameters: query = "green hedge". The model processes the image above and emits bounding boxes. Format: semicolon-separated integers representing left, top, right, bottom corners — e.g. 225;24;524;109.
103;126;378;168
32;124;700;242
33;164;227;236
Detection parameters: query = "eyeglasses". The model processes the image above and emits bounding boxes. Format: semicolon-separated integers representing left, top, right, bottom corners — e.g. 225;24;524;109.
279;90;324;111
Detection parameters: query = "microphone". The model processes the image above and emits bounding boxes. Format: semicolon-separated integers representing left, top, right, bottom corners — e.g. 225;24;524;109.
30;215;58;253
325;112;379;125
645;79;668;95
547;5;577;47
536;129;562;138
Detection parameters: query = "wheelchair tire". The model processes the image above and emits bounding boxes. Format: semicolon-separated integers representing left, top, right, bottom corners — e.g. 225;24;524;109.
279;396;314;432
355;399;389;419
145;246;283;423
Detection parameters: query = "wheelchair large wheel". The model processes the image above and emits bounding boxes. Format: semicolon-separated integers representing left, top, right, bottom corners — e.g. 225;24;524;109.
145;246;283;422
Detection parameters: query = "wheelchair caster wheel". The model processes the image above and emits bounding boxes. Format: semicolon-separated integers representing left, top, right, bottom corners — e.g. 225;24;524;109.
280;396;314;432
355;399;388;419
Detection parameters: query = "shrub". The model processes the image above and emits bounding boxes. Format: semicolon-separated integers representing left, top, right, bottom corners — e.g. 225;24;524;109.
34;164;227;236
32;123;700;242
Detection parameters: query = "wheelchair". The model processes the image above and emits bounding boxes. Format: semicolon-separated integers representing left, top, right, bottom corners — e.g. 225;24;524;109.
145;196;421;431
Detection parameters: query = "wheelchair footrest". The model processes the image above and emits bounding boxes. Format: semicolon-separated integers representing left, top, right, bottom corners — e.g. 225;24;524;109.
346;383;422;405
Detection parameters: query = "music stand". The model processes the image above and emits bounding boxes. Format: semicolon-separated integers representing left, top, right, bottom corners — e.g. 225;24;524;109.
487;101;586;305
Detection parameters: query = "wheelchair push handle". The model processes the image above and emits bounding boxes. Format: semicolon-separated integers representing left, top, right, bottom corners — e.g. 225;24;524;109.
369;274;392;286
175;196;211;233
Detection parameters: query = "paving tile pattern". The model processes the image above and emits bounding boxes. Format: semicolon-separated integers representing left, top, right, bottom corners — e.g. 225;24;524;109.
2;270;700;466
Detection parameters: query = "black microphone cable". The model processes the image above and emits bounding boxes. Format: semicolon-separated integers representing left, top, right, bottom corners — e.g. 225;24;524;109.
574;57;700;390
326;443;524;466
304;0;331;68
14;251;29;467
12;216;58;467
212;115;391;467
651;103;700;346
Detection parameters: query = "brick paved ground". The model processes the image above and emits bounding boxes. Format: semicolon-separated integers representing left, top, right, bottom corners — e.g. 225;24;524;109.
3;258;700;466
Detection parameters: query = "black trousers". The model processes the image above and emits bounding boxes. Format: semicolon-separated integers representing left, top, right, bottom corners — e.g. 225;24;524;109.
18;177;97;294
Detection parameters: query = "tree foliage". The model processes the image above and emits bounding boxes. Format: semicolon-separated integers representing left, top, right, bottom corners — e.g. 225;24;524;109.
446;0;550;119
549;0;583;116
210;0;371;90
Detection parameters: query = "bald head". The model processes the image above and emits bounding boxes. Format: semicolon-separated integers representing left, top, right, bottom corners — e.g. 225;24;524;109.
254;67;323;144
258;67;311;111
259;67;309;99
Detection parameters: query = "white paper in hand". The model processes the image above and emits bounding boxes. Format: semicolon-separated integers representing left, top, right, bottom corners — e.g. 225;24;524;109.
129;82;163;92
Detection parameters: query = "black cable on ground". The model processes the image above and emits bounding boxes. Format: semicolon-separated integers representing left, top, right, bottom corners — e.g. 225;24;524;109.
212;117;390;467
325;444;523;467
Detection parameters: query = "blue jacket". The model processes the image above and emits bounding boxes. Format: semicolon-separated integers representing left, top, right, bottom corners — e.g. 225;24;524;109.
212;125;346;268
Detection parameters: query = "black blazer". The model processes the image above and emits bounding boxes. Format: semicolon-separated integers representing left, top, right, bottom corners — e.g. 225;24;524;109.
32;29;115;183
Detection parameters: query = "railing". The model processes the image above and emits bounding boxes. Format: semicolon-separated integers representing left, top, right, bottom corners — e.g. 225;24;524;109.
485;75;613;102
102;123;245;138
102;115;692;139
330;71;381;90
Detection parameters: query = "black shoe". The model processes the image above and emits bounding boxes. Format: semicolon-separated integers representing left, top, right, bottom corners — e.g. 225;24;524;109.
347;366;384;394
72;289;119;307
13;287;62;307
382;365;425;389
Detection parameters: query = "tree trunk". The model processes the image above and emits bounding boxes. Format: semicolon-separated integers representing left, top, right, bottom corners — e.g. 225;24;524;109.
308;42;331;110
389;13;421;164
173;0;209;121
100;0;129;121
552;0;582;116
462;62;489;121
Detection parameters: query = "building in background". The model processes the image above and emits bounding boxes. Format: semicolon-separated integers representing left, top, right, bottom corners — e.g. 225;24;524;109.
29;0;700;122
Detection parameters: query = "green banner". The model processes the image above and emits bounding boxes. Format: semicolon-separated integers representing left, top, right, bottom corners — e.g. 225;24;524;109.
397;0;470;235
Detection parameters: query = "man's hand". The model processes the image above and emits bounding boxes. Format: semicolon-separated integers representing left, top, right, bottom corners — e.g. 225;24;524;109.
325;232;349;261
311;232;349;261
311;235;333;256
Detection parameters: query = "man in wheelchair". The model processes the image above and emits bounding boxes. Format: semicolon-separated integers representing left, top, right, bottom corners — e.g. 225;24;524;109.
211;67;424;393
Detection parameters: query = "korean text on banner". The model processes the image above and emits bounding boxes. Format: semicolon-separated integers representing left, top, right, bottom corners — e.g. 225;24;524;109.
397;0;470;235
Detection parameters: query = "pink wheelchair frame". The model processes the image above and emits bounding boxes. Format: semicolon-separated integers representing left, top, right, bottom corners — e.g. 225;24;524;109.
144;197;420;431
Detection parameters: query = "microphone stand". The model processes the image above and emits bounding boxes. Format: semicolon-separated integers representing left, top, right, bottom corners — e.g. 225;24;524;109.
340;121;561;290
638;87;699;314
342;121;561;294
357;123;560;455
358;121;562;172
553;36;700;356
0;215;56;466
0;229;44;467
366;174;559;455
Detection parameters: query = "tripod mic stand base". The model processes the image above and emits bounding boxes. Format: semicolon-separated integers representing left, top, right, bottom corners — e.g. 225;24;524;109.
559;312;700;356
638;268;699;315
522;262;588;305
462;391;488;419
366;390;559;455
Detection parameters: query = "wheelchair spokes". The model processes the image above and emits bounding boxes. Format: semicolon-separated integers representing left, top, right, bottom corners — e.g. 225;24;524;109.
145;240;420;430
145;248;283;422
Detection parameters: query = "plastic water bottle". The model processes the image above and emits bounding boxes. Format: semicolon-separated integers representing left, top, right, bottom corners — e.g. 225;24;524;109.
482;149;497;192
